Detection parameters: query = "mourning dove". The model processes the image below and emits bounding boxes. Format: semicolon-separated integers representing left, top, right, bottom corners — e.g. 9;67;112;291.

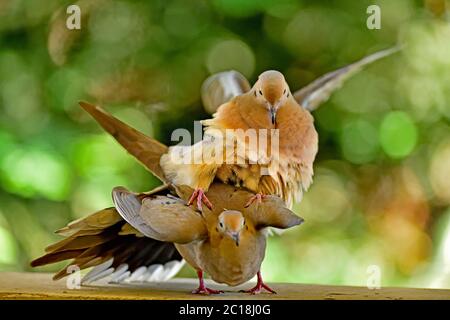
112;182;302;293
31;101;303;294
32;182;302;293
161;47;400;210
202;47;401;113
161;70;319;209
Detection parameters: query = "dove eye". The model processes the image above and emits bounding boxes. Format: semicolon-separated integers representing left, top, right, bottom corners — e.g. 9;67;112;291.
283;89;286;94
219;222;224;228
258;89;263;95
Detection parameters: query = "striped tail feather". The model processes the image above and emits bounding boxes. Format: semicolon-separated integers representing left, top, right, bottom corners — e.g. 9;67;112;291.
30;207;184;284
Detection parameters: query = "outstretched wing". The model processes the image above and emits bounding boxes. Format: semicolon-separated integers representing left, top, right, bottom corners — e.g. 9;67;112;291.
201;183;304;230
30;207;183;284
79;101;168;183
248;195;304;230
112;187;207;244
293;46;401;111
201;70;251;114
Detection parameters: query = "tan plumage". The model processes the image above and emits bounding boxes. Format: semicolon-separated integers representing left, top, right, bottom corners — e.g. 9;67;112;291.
31;203;182;281
161;70;318;207
113;183;302;289
163;47;400;208
32;101;303;293
54;207;122;237
79;101;168;183
201;47;401;113
31;103;190;283
32;46;400;289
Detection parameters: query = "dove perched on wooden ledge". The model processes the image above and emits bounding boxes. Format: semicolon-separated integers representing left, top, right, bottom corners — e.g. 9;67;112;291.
113;182;302;293
32;182;302;294
161;47;400;210
31;101;303;294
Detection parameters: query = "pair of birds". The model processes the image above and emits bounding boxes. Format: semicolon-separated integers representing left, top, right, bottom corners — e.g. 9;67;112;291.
32;47;398;294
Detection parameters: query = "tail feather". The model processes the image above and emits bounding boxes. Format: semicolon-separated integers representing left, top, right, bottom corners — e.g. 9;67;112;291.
79;101;168;183
45;224;120;253
30;249;85;267
31;206;183;283
56;207;121;237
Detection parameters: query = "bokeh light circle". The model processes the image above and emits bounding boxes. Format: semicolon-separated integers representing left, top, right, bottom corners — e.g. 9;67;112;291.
340;119;379;164
379;111;418;159
206;39;255;78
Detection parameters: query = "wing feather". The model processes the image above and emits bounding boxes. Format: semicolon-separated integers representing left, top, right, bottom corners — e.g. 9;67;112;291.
293;46;401;111
79;101;168;182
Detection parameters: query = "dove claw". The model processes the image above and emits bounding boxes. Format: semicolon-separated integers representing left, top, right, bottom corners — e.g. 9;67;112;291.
188;188;213;211
192;287;223;295
241;271;276;295
192;270;222;295
244;193;266;208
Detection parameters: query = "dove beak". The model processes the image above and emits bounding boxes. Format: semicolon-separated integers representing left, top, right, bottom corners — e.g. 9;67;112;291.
270;108;276;125
230;232;240;247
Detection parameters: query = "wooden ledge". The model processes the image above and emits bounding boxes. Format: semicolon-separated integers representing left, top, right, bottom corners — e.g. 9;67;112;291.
0;272;449;300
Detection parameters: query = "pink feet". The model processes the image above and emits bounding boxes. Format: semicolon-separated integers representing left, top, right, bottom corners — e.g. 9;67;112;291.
244;193;267;208
192;287;223;294
191;270;275;295
192;270;223;295
187;188;213;211
244;282;276;295
241;271;276;295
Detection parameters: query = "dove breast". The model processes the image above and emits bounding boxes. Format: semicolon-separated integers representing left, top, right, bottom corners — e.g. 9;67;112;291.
197;229;266;287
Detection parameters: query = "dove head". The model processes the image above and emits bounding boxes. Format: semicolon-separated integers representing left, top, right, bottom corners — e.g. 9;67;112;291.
217;210;245;246
252;70;291;125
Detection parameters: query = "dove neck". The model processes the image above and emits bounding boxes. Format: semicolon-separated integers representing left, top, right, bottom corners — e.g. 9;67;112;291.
238;95;277;129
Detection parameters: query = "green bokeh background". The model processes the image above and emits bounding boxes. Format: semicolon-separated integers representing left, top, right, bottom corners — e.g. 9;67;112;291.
1;0;450;289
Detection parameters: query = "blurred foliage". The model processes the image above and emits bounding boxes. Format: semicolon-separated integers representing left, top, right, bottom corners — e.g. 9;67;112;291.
1;0;450;289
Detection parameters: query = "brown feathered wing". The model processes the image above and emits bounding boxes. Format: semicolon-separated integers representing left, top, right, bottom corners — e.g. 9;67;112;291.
31;205;183;283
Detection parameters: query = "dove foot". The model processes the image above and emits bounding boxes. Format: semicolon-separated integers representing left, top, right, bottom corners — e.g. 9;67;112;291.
241;271;276;295
192;270;223;295
187;188;213;211
192;287;223;295
244;193;267;208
